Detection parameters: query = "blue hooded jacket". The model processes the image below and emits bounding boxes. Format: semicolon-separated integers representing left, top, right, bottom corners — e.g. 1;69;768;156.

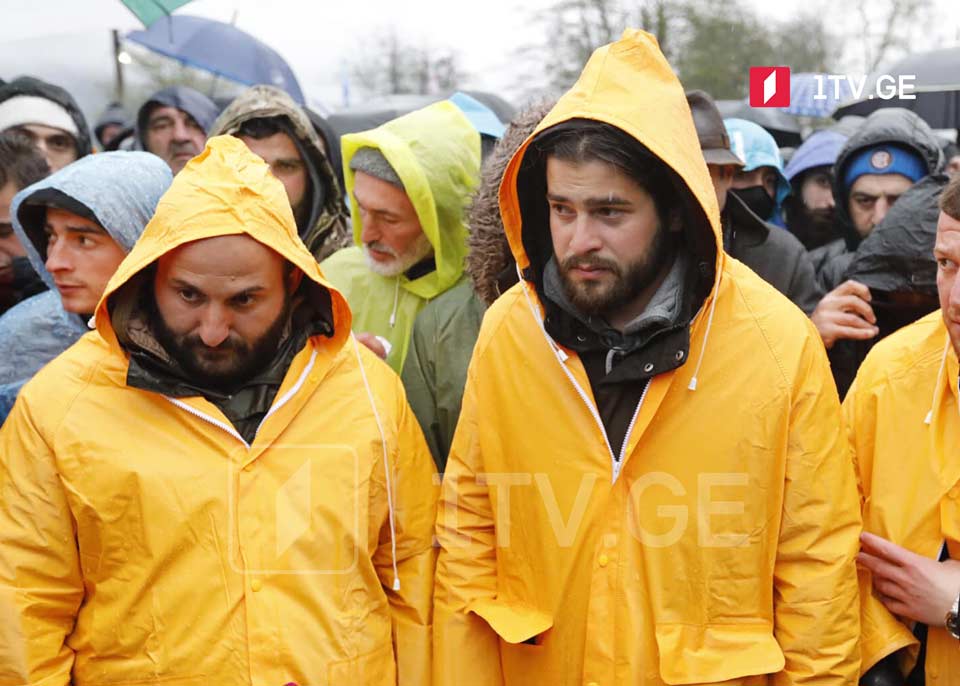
0;152;171;421
135;85;219;150
724;117;791;226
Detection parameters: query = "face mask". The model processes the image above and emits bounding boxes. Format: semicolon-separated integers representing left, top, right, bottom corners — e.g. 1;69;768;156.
731;186;775;222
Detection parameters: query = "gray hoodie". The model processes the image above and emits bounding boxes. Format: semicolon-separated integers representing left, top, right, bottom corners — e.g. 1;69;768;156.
0;151;171;417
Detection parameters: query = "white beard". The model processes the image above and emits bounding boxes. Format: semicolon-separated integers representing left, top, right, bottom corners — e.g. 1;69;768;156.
364;232;434;277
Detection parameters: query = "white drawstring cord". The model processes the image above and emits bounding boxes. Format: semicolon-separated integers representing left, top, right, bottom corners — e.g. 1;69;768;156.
687;288;719;391
925;336;951;425
352;334;401;591
389;277;400;328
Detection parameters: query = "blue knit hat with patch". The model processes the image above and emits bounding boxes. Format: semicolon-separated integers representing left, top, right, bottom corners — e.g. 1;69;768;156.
843;143;927;190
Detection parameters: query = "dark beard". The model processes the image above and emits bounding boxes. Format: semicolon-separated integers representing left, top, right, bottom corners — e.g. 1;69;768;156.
786;202;838;250
151;302;290;393
559;225;671;319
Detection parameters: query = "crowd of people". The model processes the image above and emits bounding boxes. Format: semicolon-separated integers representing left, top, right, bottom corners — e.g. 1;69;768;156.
1;26;960;685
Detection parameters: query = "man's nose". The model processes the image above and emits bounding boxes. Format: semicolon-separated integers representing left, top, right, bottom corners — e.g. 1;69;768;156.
567;216;603;255
198;306;231;348
871;196;892;229
360;217;381;245
45;238;72;274
172;116;191;142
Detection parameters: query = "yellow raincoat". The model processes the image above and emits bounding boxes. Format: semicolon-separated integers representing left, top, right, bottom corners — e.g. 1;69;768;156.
434;30;861;685
0;136;437;686
844;310;960;682
320;100;480;373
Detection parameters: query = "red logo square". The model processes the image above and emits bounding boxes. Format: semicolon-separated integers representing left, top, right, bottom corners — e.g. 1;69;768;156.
749;67;790;107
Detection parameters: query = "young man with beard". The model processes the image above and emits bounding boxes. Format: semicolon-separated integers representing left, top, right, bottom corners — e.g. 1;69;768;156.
783;128;848;250
321;100;480;372
434;29;861;685
0;136;436;684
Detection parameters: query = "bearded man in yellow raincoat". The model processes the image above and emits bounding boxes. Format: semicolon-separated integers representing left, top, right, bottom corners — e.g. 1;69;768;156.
0;136;436;686
433;30;862;685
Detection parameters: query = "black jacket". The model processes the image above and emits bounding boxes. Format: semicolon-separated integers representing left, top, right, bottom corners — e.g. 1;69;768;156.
723;191;822;315
816;108;943;289
828;174;946;397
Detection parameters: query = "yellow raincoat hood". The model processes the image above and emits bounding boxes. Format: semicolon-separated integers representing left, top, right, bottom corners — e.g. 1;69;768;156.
94;134;352;352
341;100;480;299
499;28;722;295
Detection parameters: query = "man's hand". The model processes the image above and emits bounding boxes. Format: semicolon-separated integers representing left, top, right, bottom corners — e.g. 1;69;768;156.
355;332;389;360
858;531;960;626
811;279;879;349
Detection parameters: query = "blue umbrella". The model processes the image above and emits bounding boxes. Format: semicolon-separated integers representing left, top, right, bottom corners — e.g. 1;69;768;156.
126;14;304;104
784;72;854;118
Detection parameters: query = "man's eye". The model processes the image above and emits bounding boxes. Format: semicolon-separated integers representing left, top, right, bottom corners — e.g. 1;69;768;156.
0;223;13;238
551;204;573;216
938;258;956;270
232;294;254;307
49;137;71;151
596;207;623;218
179;289;199;302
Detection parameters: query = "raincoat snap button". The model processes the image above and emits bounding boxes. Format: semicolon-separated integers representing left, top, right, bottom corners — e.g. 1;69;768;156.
577;334;587;342
643;363;654;373
243;463;254;472
250;579;263;592
675;350;685;361
598;554;609;567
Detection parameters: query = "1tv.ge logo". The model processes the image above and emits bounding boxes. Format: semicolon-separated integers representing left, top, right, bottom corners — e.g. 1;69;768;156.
749;66;791;107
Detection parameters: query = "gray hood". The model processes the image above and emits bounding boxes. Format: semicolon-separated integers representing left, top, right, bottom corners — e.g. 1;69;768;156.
12;151;172;294
0;152;171;389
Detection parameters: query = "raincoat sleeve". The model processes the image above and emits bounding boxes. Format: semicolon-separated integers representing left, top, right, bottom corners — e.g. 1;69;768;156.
401;312;445;471
772;329;862;684
0;393;82;686
373;378;439;686
433;364;504;686
842;378;919;674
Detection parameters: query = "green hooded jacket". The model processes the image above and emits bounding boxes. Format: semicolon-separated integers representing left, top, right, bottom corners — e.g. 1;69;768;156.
320;100;480;372
400;100;551;470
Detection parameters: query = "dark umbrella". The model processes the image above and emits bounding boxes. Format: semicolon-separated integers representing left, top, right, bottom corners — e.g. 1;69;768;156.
126;14;304;104
832;46;960;130
715;100;802;147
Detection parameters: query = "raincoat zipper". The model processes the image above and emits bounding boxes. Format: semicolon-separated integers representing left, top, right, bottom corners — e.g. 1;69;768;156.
164;348;319;450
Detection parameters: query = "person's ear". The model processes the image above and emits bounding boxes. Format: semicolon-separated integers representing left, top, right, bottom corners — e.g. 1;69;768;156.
286;266;304;293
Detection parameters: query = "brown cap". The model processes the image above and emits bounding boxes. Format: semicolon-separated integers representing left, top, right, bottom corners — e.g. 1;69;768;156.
685;90;744;168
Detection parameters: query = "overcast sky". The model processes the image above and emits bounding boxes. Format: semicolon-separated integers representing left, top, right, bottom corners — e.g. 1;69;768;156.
4;0;960;119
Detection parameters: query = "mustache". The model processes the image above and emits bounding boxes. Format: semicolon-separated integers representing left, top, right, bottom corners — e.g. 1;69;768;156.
169;141;200;155
560;254;621;274
365;241;398;257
